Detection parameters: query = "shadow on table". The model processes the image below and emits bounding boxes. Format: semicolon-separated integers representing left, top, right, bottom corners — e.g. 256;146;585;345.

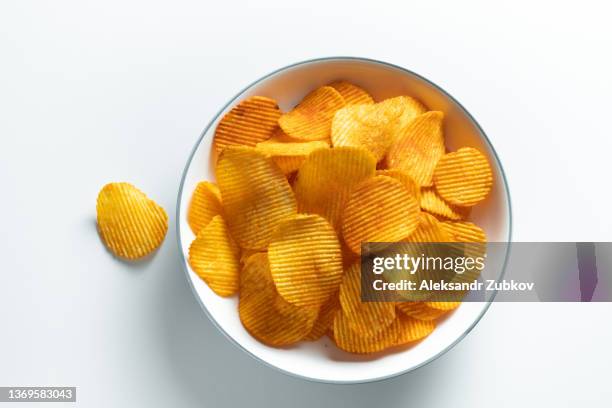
154;231;458;407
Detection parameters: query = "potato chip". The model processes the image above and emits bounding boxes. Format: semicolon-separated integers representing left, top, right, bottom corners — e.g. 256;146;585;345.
395;313;436;344
216;146;297;250
386;111;445;186
240;248;263;265
328;81;374;105
331;96;426;162
440;221;486;243
293;146;376;230
255;138;329;175
278;86;346;141
239;253;318;346
304;292;340;341
420;187;471;221
187;181;223;235
339;262;396;336
404;212;453;243
342;175;420;253
397;301;459;321
441;221;487;285
188;215;240;297
214;96;281;153
433;147;493;206
376;169;420;203
268;214;343;307
96;182;168;260
332;310;400;354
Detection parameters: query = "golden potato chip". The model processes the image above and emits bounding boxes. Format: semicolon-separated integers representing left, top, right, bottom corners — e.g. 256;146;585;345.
397;301;459;321
342;175;420;253
216;147;297;250
332;310;400;354
239;253;318;346
268;214;343;307
278;86;346;141
187;181;223;235
214;96;281;153
331;96;426;162
386;111;445;186
328;81;374;105
339;262;396;337
304;292;340;341
96;182;168;260
433;147;493;206
376;169;420;203
395;314;436;344
440;221;486;243
404;212;453;243
441;221;487;286
240;248;263;265
188;215;240;297
255;138;329;175
293;146;376;230
420;187;471;221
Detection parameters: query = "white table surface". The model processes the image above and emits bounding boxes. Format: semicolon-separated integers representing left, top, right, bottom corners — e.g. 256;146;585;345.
1;0;611;406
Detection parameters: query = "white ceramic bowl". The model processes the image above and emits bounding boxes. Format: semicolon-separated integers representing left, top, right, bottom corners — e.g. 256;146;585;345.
177;57;512;384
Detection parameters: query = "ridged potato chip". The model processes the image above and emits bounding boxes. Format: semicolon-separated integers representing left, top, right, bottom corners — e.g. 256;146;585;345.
187;181;223;235
434;147;493;206
332;310;400;354
420;187;471;221
255;138;329;175
339;262;396;337
293;146;376;230
342;175;420;253
386;111;445;186
404;212;453;243
239;253;318;346
440;221;486;243
96;182;168;260
216;146;297;250
331;96;426;162
304;292;340;341
328;81;374;105
188;215;240;297
396;314;436;344
278;86;346;141
376;169;420;203
441;221;487;285
397;301;460;321
268;214;343;308
214;96;281;153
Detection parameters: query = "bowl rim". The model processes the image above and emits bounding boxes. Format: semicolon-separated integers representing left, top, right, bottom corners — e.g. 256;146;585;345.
175;56;513;385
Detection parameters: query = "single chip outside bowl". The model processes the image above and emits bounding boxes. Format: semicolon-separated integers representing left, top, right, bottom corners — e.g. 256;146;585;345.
176;57;511;384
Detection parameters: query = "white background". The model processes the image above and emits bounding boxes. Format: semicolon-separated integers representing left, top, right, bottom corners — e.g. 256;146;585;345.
1;0;611;406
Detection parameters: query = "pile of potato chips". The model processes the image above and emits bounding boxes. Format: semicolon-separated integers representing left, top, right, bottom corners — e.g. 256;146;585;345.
187;81;493;354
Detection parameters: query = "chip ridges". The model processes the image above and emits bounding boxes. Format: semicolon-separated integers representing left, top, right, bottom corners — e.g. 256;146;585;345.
328;81;374;105
188;215;240;297
339;262;396;337
96;182;168;260
239;253;318;346
278;86;346;141
214;96;281;153
216;146;297;250
420;187;471;221
342;175;420;253
187;181;224;235
386;111;445;186
433;147;493;206
268;214;344;308
293;146;377;230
